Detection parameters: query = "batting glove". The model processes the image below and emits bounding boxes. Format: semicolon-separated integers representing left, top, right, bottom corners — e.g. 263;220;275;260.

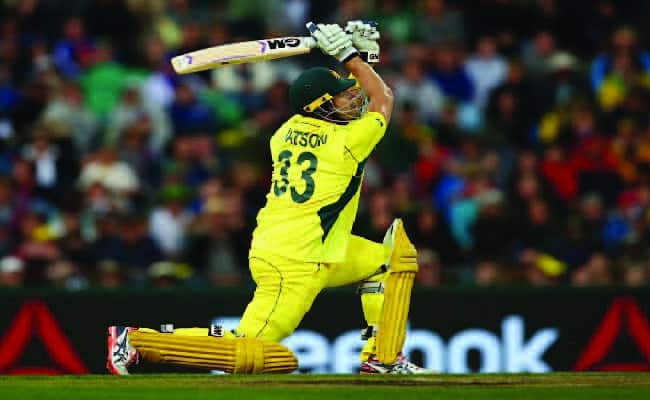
307;22;359;63
345;20;380;63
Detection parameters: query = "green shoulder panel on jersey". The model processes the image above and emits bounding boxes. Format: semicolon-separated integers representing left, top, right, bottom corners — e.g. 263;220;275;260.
317;158;367;242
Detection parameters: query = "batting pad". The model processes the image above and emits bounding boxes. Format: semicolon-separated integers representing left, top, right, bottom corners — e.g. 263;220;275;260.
375;219;418;364
129;330;297;374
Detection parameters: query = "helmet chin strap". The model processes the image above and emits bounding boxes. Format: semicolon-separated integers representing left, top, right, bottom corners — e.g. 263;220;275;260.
313;89;369;123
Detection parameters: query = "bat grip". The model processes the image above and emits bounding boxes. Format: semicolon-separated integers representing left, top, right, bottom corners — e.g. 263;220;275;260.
305;22;317;48
306;21;317;33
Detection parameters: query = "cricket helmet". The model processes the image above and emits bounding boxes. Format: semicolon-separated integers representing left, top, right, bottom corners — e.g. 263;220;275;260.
289;67;357;115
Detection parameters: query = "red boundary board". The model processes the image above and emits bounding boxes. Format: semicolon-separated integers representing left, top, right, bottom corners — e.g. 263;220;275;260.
0;300;88;375
574;296;650;371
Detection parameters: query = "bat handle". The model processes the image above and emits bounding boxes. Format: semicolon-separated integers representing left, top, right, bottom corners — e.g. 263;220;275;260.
304;37;317;49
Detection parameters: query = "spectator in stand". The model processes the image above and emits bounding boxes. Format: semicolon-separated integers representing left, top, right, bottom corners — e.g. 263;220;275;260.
416;0;465;46
623;260;650;286
79;42;146;119
89;213;119;262
324;0;366;26
434;101;469;147
0;63;21;114
105;84;171;156
370;0;417;45
83;0;139;59
416;249;441;286
408;205;460;266
392;59;445;122
147;261;184;288
11;159;41;215
540;144;578;203
376;102;431;177
252;80;292;135
429;44;475;104
52;16;96;79
465;35;507;110
189;177;224;215
229;162;266;229
40;80;98;153
445;164;493;251
11;70;54;135
354;189;395;242
0;176;17;254
57;209;93;269
390;178;417;220
616;183;650;245
118;119;162;194
521;29;559;81
0;256;25;288
163;136;214;187
149;184;193;258
573;193;608;251
514;197;561;256
519;250;567;286
83;182;122;217
45;259;88;290
184;195;243;287
507;149;562;218
471;189;509;266
212;61;279;114
537;51;588;111
480;149;506;186
571;135;621;205
96;259;123;288
483;62;533;148
78;146;139;197
572;252;615;286
591;27;650;111
168;80;218;134
474;259;503;286
92;213;163;283
14;210;61;284
140;35;176;112
21;129;63;203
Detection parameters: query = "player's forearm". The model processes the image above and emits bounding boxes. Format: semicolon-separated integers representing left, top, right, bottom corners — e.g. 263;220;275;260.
344;57;394;121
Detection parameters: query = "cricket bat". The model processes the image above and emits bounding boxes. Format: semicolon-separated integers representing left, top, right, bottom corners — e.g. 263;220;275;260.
171;36;317;74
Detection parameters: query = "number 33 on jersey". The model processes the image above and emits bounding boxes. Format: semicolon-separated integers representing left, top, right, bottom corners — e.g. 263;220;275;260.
251;111;387;263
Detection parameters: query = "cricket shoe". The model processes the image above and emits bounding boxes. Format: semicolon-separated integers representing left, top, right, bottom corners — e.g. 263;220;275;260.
107;326;139;375
360;354;432;374
383;218;418;272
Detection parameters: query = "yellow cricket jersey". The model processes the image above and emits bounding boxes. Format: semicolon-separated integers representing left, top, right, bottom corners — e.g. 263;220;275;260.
251;111;388;263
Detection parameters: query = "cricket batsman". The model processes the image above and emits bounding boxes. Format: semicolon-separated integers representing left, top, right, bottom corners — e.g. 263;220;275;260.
107;20;429;375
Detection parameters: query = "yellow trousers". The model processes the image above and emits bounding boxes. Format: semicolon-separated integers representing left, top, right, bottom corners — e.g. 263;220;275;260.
237;235;387;342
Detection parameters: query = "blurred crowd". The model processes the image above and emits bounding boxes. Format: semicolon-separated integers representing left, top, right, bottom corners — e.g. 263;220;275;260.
2;0;650;289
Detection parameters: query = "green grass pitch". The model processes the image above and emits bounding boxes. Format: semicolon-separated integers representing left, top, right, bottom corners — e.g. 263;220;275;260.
1;373;649;400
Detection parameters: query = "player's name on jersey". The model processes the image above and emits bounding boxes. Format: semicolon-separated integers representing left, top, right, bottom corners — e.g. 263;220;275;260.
284;128;328;148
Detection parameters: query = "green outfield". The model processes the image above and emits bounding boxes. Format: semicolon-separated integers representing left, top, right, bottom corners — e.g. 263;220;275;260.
1;373;649;400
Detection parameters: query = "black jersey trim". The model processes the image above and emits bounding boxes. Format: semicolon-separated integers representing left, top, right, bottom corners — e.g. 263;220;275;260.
317;158;367;242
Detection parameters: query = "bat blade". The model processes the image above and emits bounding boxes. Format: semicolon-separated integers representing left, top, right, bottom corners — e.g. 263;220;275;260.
171;36;316;74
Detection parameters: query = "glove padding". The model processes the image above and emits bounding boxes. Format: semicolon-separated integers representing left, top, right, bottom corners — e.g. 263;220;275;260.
345;20;380;63
307;22;358;63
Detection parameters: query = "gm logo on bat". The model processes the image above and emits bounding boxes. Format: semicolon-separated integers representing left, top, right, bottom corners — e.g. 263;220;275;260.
261;38;301;53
